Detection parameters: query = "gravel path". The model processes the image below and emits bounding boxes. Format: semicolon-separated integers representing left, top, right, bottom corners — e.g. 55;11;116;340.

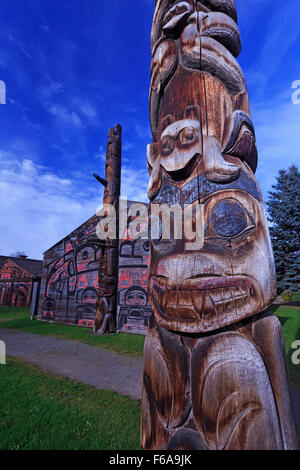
0;329;143;400
0;328;299;444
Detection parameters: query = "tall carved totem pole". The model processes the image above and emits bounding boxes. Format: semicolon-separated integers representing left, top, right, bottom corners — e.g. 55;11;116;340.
141;1;298;450
94;124;122;335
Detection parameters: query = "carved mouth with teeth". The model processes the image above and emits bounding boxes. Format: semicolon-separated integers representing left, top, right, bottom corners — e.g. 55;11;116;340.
149;276;258;333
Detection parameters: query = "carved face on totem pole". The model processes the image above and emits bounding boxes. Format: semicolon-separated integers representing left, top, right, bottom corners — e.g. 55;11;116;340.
147;0;277;333
94;124;122;335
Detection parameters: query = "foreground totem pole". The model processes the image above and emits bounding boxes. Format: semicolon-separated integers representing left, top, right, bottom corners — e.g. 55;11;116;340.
94;124;122;335
141;0;298;450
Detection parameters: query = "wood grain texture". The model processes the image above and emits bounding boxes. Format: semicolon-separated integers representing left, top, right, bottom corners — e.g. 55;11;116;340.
0;260;34;308
37;214;101;328
141;313;298;450
142;0;298;450
117;205;152;335
37;201;153;332
94;124;122;335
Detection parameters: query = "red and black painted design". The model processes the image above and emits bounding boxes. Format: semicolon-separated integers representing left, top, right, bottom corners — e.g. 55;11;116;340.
117;203;153;335
0;260;34;308
37;215;102;328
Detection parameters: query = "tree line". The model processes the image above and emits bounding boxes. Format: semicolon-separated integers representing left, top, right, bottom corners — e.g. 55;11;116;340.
267;165;300;296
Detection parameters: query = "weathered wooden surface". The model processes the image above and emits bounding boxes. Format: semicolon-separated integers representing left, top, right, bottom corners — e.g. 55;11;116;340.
30;281;40;319
117;202;152;335
141;0;298;450
0;259;38;308
142;313;298;450
37;214;101;328
37;202;152;332
94;124;122;335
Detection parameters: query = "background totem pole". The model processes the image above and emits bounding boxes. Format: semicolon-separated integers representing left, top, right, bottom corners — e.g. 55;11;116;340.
141;0;298;450
94;124;122;335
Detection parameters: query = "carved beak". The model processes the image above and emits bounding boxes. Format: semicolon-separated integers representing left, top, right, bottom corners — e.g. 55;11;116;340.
203;136;240;183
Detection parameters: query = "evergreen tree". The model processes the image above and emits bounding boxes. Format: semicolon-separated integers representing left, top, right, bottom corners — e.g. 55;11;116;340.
267;165;300;293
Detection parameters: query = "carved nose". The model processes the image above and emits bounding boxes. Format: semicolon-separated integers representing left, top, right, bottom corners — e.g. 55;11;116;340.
156;254;223;284
203;136;240;183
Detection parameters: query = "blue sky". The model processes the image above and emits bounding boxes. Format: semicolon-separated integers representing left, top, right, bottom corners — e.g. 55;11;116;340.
0;0;299;259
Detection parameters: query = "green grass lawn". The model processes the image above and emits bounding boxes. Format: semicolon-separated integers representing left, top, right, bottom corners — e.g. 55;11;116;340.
292;292;300;302
0;305;299;385
0;307;145;357
270;304;300;388
0;357;140;450
0;304;299;450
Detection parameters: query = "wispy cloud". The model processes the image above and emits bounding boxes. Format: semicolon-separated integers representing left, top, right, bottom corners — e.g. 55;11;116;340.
45;95;98;128
0;0;299;259
72;97;97;120
38;76;64;101
134;123;152;140
237;0;300;98
47;104;83;127
235;0;300;200
94;145;106;161
121;165;148;203
253;91;300;198
0;150;101;258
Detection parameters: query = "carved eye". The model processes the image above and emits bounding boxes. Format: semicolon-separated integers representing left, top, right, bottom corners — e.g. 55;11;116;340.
143;240;150;252
175;4;188;15
163;2;192;32
179;127;197;145
206;199;255;239
160;135;174;154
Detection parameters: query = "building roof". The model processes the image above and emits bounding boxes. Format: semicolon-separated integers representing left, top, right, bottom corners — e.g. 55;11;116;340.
0;256;7;267
44;200;150;254
0;256;43;278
